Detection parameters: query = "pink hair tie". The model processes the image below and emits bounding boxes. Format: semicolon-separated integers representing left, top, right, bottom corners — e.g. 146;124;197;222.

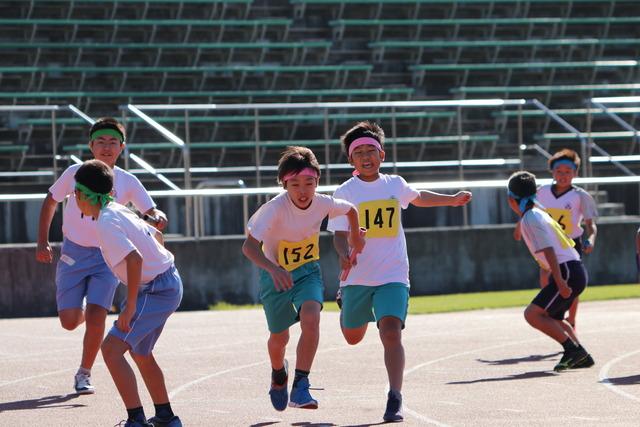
282;167;319;183
348;137;383;157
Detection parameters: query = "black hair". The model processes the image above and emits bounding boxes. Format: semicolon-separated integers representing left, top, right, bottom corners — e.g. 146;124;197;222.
75;159;114;195
340;121;385;155
89;117;126;142
277;146;321;184
508;171;537;199
548;148;580;171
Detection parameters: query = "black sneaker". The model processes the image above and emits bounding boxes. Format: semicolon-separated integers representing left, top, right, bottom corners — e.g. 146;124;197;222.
554;346;588;372
383;390;403;422
572;353;595;369
148;415;182;427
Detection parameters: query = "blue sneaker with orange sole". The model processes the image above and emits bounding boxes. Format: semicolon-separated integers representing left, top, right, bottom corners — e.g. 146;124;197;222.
289;376;318;409
269;359;289;411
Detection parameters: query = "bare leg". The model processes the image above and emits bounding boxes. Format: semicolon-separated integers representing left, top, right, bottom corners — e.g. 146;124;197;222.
80;304;107;370
58;307;85;331
560;319;579;343
295;301;321;371
101;334;141;409
131;352;169;404
566;297;579;328
524;304;575;344
379;316;404;392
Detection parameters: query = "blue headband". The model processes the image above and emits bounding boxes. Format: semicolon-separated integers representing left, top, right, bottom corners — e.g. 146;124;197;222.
507;189;536;214
550;159;577;170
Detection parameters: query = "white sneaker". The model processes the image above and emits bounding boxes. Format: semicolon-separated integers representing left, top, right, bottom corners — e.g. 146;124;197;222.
74;371;95;394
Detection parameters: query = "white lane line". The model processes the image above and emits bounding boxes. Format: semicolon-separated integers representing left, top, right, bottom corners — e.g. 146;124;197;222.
403;407;451;426
169;360;265;399
0;367;80;388
598;348;640;403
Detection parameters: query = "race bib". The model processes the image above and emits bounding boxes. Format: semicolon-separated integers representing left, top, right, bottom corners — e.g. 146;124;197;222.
358;199;399;238
548;217;576;250
277;233;320;271
545;208;573;237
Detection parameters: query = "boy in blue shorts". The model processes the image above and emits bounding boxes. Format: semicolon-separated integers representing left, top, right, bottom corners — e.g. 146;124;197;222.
36;117;167;394
507;171;594;372
242;146;366;411
327;121;472;422
74;159;182;427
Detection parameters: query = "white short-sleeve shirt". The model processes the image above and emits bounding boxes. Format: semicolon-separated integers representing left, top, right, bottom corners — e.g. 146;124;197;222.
96;202;174;285
49;164;156;248
327;174;420;287
247;192;353;268
536;184;598;239
520;206;580;270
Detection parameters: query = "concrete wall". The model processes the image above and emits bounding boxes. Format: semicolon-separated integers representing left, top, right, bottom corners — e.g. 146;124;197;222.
2;219;638;318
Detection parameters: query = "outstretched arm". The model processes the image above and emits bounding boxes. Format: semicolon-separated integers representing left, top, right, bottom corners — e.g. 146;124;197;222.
410;190;472;208
242;234;292;291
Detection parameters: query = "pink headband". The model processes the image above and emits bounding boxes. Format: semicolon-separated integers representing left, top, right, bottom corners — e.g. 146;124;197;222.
348;137;383;157
282;167;319;183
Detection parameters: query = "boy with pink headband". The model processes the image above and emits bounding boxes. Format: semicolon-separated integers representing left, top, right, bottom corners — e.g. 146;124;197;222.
327;121;471;422
242;146;365;411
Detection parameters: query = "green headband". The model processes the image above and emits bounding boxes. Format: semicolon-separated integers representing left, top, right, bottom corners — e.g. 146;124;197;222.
90;128;124;143
75;182;113;209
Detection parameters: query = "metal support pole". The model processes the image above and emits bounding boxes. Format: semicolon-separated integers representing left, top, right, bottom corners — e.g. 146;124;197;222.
184;110;193;237
51;110;58;179
456;107;469;226
517;103;524;169
324;109;330;185
121;108;130;170
254;109;261;189
391;107;398;174
584;106;591;179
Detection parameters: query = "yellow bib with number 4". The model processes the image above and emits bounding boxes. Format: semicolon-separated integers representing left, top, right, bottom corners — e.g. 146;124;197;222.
277;233;320;272
359;199;399;238
545;208;573;237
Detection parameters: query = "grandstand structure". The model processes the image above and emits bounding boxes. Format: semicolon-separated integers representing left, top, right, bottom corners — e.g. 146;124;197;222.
2;0;640;241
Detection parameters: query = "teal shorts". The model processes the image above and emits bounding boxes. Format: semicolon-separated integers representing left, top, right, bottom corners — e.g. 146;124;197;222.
341;282;409;329
259;261;324;334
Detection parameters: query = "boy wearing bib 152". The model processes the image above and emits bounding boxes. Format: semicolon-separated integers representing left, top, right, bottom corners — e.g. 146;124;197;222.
508;171;594;372
534;149;597;329
327;121;472;423
242;146;365;412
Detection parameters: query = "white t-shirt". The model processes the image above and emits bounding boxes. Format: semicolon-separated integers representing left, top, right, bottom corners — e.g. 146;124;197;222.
520;206;580;270
49;164;156;248
96;202;174;285
327;174;420;287
536;184;598;239
247;192;353;270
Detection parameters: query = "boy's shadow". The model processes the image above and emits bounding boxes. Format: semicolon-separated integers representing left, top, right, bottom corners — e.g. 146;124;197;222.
447;370;556;385
476;352;562;366
0;394;85;412
601;374;640;385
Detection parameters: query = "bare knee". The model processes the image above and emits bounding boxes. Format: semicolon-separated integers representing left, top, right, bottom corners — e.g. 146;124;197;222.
379;318;402;347
101;336;127;364
130;352;155;368
269;330;289;348
84;304;107;329
299;310;320;335
342;326;366;345
524;304;544;325
58;309;83;330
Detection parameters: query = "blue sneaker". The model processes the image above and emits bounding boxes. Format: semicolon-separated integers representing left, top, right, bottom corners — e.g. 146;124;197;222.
148;415;182;427
383;390;403;422
269;359;288;411
119;420;153;427
289;376;318;409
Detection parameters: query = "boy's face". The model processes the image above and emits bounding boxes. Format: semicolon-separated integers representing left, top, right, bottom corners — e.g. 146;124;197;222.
284;175;317;209
89;135;124;168
349;144;384;180
551;164;577;188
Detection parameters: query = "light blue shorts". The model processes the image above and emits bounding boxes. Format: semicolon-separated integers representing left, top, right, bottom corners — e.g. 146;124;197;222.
56;238;119;312
109;265;183;356
259;261;324;334
341;282;409;329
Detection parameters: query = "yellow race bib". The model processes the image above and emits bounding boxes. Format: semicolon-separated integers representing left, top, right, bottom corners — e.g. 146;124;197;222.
277;233;320;271
548;217;576;249
359;199;400;238
545;208;574;237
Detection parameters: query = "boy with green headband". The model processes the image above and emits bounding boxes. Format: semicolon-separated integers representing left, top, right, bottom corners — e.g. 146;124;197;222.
36;117;168;395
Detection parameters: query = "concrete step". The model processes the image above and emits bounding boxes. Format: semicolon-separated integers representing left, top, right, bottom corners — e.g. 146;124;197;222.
589;190;609;204
598;202;626;216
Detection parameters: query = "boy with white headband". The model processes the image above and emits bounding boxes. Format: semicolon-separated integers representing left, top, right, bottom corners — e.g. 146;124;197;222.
534;149;597;331
242;146;365;411
507;171;593;372
74;159;182;427
36;117;168;395
327;121;471;422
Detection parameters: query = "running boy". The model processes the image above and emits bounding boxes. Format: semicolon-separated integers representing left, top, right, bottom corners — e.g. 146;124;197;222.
242;146;365;411
327;121;472;422
35;117;167;394
507;171;594;372
535;149;597;329
74;159;182;427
